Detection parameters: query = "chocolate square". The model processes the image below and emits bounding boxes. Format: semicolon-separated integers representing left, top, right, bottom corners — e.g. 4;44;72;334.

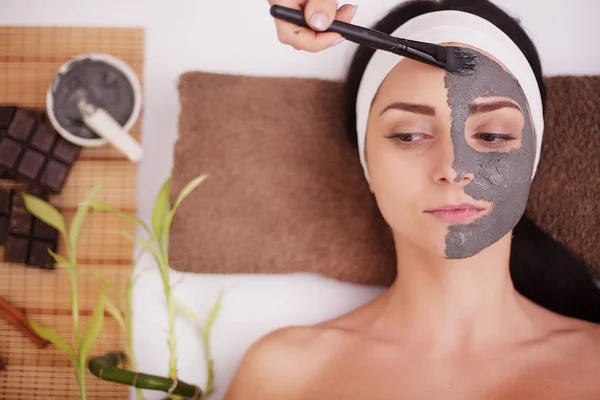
52;139;80;165
0;215;8;244
0;106;81;193
0;188;11;215
30;124;58;154
7;109;36;143
28;110;45;122
27;185;49;201
2;186;59;269
5;235;29;264
0;106;16;129
9;208;32;236
40;160;69;192
11;190;24;210
0;168;16;180
33;218;58;241
28;240;55;269
0;138;23;169
0;185;59;268
17;149;46;181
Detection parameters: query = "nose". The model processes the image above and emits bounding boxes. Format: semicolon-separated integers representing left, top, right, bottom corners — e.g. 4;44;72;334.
432;138;474;187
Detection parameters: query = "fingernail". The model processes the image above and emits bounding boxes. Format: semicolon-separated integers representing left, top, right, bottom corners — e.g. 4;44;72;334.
310;13;328;31
351;5;358;18
330;38;345;47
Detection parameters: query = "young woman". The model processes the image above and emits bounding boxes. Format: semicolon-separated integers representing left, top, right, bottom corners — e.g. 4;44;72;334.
225;1;600;398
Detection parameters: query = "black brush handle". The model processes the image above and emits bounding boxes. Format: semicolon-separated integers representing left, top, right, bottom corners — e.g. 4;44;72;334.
270;5;400;51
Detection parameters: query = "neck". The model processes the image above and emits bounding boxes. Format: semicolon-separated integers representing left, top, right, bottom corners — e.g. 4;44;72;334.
370;231;538;351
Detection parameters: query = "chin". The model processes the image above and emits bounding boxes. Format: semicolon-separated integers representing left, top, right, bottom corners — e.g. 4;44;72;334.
417;239;449;259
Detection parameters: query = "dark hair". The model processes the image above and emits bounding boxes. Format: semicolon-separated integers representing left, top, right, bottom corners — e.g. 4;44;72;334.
343;0;600;323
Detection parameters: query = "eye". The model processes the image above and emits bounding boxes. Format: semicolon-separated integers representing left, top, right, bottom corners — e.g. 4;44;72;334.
385;132;430;148
474;132;517;148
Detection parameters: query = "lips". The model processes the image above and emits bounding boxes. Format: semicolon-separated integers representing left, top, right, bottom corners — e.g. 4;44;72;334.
424;203;487;224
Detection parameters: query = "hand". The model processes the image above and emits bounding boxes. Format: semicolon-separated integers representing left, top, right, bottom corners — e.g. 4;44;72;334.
268;0;358;52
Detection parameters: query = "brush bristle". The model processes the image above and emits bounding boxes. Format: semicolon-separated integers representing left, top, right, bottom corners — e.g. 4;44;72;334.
446;48;477;75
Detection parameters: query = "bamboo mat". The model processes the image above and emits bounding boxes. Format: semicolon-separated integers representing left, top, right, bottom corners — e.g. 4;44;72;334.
0;26;144;399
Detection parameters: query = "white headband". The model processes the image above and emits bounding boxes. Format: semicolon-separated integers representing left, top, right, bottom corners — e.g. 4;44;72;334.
355;10;544;182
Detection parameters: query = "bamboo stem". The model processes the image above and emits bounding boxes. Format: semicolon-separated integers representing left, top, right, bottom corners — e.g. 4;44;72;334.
0;295;49;349
68;267;81;348
77;363;87;400
89;352;202;399
161;234;179;380
164;285;178;378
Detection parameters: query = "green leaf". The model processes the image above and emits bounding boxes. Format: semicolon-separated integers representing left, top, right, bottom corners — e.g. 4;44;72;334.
90;271;118;295
172;298;199;326
29;319;76;363
124;283;134;330
22;194;66;236
130;267;150;288
87;201;152;236
172;173;208;215
120;231;160;266
170;276;185;291
104;296;126;334
203;291;224;337
152;178;172;241
133;246;148;266
79;291;106;363
164;173;208;234
70;181;104;247
48;249;73;270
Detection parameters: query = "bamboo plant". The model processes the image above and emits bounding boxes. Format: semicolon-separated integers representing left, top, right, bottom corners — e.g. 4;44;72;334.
23;181;107;400
172;290;224;399
21;172;222;399
88;265;148;400
85;173;223;399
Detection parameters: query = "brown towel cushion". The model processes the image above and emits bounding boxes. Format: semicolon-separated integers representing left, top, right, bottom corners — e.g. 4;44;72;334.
169;72;599;285
526;75;600;278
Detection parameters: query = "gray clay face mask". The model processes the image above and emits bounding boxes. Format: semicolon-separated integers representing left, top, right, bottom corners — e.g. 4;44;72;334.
443;47;536;259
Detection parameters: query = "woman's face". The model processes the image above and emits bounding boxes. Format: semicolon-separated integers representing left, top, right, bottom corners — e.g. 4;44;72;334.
364;45;536;259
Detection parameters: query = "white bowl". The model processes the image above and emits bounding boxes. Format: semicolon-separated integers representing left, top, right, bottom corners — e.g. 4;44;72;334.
46;52;143;148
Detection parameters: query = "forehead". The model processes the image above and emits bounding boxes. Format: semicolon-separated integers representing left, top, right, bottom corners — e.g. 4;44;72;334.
373;57;447;107
374;43;527;106
445;45;528;106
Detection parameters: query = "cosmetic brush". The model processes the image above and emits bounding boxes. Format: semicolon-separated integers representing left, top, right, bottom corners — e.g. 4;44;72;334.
270;5;476;75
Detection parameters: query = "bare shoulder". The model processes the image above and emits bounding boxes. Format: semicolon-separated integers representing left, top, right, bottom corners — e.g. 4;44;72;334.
555;320;600;393
546;315;600;362
576;320;600;354
223;325;349;400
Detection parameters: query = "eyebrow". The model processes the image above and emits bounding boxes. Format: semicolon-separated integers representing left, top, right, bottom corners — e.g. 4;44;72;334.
379;102;436;117
469;100;523;115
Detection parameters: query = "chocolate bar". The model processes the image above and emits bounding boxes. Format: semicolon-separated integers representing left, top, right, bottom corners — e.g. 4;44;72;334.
0;188;10;244
0;107;81;192
3;186;58;269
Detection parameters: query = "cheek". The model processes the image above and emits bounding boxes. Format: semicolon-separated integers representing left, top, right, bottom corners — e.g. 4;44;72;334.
469;152;532;204
476;156;512;186
367;139;426;192
367;144;430;220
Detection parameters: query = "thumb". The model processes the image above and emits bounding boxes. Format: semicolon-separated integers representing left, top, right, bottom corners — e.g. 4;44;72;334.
304;0;339;31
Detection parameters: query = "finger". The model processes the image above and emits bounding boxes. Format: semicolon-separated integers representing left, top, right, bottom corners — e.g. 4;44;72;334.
284;3;358;51
271;0;310;45
335;3;357;24
268;0;307;6
293;30;344;52
303;0;339;31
